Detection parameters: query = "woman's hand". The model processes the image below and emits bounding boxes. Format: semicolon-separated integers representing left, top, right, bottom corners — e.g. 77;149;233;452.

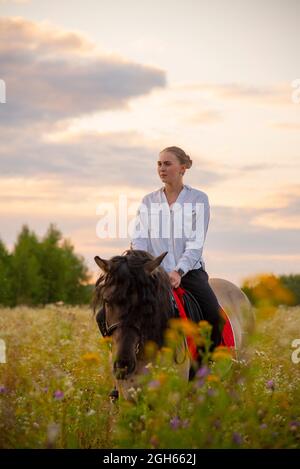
168;270;181;288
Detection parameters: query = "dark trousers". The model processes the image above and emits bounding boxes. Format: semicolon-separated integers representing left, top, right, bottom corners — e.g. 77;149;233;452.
180;268;223;350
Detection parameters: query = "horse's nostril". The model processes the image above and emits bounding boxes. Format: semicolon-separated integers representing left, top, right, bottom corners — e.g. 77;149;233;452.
114;359;135;378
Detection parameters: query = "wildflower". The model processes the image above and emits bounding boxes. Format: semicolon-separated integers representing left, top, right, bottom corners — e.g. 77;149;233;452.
148;380;160;390
0;385;7;394
207;374;219;383
289;421;300;432
81;352;101;364
182;419;190;428
169;318;199;336
157;372;167;384
196;365;210;379
46;423;60;447
266;379;275;391
232;432;243;445
214;418;221;429
198;320;210;329
260;423;267;430
53;390;64;400
195;378;205;389
170;416;181;430
150;435;159;448
212;348;232;361
99;336;112;344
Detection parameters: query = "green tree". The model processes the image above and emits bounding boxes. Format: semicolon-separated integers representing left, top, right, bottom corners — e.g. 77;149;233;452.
279;274;300;305
11;225;44;305
39;224;65;303
0;239;14;306
59;238;91;304
1;224;91;306
39;224;91;304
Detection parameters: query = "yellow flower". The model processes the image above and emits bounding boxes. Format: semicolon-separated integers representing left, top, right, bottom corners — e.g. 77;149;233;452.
144;340;158;358
212;351;232;361
212;346;233;361
81;352;101;364
198;320;212;332
99;336;112;344
207;374;219;383
157;372;167;384
164;328;180;344
168;318;199;336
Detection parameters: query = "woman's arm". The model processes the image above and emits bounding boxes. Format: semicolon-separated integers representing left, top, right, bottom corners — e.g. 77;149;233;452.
174;194;210;275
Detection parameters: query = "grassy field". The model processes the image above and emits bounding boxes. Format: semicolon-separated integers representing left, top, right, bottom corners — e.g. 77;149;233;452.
0;304;300;448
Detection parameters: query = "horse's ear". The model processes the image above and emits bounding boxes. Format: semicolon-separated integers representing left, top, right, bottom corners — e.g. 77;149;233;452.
144;252;168;275
94;256;110;273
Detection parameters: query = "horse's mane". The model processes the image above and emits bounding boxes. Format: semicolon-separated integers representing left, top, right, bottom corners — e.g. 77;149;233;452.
93;249;173;346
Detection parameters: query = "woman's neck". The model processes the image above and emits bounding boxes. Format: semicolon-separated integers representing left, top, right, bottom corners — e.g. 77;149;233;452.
163;181;184;196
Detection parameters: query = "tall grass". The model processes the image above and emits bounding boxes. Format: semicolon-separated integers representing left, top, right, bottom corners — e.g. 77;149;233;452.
0;304;299;448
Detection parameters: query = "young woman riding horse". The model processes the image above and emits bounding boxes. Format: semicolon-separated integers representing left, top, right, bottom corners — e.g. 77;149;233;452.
129;145;223;350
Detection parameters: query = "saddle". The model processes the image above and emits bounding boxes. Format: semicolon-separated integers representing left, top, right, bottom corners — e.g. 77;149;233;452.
97;286;236;355
171;286;236;359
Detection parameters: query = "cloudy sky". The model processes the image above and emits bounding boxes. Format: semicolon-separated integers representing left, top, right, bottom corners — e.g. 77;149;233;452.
0;0;299;284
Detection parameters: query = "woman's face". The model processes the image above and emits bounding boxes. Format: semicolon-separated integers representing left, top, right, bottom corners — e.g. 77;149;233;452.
157;151;185;184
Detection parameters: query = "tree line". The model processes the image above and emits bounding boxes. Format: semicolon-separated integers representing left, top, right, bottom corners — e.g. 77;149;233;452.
0;225;92;306
0;224;299;308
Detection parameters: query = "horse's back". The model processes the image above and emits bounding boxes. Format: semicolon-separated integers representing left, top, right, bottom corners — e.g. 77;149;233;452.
209;278;255;352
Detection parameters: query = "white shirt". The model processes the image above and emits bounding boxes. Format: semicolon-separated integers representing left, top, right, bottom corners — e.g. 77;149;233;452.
130;184;210;275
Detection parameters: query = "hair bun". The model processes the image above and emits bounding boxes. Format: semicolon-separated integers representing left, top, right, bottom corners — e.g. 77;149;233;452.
186;155;193;169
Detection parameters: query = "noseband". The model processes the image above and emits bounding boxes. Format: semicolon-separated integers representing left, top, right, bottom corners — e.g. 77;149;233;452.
99;307;141;356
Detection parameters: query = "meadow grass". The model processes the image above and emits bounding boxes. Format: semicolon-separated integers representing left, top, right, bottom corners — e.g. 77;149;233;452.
0;304;300;448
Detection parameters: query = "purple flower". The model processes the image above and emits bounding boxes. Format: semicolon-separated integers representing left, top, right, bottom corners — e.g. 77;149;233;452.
260;423;267;430
195;378;205;389
196;365;210;379
214;418;221;429
289;421;300;432
148;380;160;390
170;416;181;430
53;390;64;400
182;419;190;429
232;432;243;445
0;385;7;394
266;379;275;391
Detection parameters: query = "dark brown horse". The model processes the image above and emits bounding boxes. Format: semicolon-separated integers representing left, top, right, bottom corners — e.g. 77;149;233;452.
93;249;254;399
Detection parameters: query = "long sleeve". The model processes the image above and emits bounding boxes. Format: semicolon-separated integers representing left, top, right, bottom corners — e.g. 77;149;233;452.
130;197;149;251
175;195;210;274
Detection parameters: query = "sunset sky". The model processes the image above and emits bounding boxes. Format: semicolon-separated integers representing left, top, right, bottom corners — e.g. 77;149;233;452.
0;0;299;284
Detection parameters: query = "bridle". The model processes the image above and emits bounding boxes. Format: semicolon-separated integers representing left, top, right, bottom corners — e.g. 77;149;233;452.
98;292;187;364
100;307;141;356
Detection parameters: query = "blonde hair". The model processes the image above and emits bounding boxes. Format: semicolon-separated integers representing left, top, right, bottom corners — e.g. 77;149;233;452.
160;146;193;169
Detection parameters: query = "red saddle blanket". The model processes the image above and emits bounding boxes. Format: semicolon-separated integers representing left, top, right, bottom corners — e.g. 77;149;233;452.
172;287;236;360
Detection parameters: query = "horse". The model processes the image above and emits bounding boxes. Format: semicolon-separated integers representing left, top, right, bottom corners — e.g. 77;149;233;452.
93;249;254;400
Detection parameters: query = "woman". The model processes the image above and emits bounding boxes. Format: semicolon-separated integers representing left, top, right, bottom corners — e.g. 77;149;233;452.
130;146;223;350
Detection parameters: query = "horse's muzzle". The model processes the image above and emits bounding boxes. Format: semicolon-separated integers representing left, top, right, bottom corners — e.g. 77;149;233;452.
113;358;136;379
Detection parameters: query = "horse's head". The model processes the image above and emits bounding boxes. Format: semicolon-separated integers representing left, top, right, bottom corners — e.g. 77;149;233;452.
93;250;172;380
